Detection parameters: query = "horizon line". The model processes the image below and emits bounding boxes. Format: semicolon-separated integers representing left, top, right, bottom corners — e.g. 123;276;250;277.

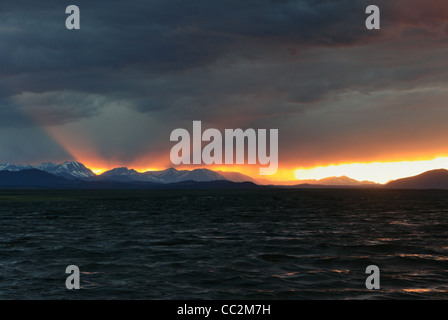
2;160;448;186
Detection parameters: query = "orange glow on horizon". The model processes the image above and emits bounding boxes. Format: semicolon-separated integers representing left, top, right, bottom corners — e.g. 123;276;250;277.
87;166;167;175
28;121;448;184
84;163;295;182
86;157;448;185
140;168;165;172
295;156;448;184
91;168;106;175
173;164;295;182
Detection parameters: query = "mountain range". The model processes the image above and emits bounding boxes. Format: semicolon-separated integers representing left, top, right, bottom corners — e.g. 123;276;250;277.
259;176;378;186
0;161;371;186
0;161;95;180
0;161;256;188
0;168;258;189
96;167;228;184
2;161;448;189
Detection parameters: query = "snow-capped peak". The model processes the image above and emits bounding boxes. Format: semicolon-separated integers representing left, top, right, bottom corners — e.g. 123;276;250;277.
101;167;139;177
51;161;96;179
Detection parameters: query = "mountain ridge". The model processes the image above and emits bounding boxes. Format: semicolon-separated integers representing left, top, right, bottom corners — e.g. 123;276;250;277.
0;161;95;180
98;167;229;184
3;161;448;189
0;169;258;189
385;169;448;189
0;169;76;188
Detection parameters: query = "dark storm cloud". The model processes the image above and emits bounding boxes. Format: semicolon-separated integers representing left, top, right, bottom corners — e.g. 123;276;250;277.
0;0;379;128
0;0;444;91
0;0;374;85
2;0;448;167
0;126;72;163
12;91;106;126
0;98;32;127
0;90;110;127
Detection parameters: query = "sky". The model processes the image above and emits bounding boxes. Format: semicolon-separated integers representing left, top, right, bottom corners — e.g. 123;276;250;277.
1;0;448;183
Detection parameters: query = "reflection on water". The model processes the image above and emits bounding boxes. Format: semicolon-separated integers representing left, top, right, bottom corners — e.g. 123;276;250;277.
0;188;447;299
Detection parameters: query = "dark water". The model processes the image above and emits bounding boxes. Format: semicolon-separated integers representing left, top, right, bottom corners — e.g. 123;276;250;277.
0;188;447;300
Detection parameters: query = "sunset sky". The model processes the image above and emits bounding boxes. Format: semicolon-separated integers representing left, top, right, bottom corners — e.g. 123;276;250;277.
2;0;448;183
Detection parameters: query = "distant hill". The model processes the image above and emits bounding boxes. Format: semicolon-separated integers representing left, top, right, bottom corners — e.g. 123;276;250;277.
258;175;378;187
306;176;377;186
9;166;448;190
0;161;96;180
385;169;448;189
0;161;252;184
0;169;75;188
0;169;259;189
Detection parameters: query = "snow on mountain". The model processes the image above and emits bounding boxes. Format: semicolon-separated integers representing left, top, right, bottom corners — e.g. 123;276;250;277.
101;167;139;177
142;168;227;183
180;168;227;182
0;163;33;171
141;168;182;183
0;161;95;180
49;161;96;180
0;161;252;184
99;167;141;182
34;162;58;171
100;167;228;184
0;163;12;171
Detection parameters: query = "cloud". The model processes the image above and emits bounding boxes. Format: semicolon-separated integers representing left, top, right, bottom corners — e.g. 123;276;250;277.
385;0;448;27
0;126;71;163
11;91;108;126
1;0;448;172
